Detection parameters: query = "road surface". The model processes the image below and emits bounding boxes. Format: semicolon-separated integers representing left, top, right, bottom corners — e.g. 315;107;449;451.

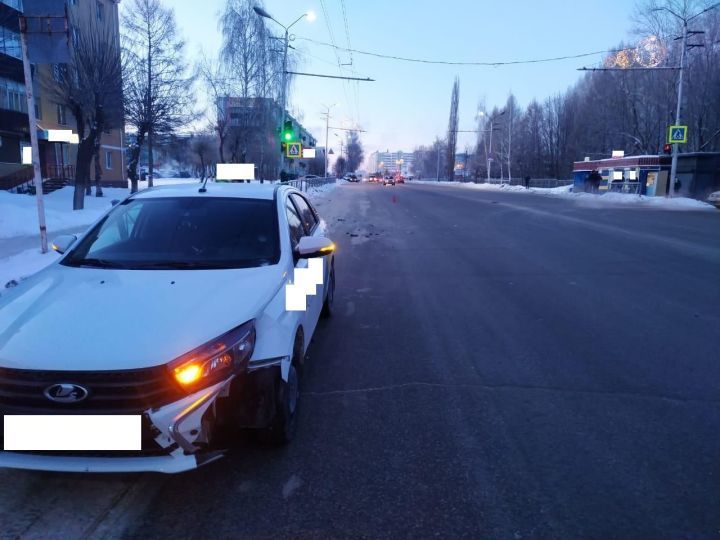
2;182;719;539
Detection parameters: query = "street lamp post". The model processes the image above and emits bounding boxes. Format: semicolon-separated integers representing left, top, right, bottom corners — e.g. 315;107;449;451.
321;103;336;178
253;6;315;181
480;110;505;182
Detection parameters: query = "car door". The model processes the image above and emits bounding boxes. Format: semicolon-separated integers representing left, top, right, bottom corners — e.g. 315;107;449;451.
289;193;326;333
285;195;321;342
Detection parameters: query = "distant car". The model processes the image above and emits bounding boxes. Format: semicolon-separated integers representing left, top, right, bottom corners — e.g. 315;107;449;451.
344;173;359;183
368;173;382;183
383;175;395;186
396;175;405;184
707;190;720;208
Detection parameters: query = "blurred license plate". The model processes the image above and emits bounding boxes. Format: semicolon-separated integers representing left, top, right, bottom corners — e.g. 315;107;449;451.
3;415;142;451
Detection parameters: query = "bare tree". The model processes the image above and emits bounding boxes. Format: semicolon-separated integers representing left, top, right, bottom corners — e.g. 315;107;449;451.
333;156;347;177
191;133;217;180
197;55;233;164
46;26;122;209
445;77;460;180
122;0;197;192
345;131;364;172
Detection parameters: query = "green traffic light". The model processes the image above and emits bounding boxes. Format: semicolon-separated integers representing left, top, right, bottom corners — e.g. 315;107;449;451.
284;132;293;141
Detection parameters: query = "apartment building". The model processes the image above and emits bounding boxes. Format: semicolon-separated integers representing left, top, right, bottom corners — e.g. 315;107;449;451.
0;0;125;190
371;150;414;175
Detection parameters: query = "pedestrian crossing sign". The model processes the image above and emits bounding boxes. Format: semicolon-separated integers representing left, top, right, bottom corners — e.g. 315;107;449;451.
287;142;302;158
667;125;687;144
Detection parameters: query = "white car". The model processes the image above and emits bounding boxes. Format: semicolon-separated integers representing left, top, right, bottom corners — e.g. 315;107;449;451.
706;190;720;208
0;183;336;473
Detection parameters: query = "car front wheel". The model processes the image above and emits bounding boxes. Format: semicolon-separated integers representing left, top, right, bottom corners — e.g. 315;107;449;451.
321;264;335;318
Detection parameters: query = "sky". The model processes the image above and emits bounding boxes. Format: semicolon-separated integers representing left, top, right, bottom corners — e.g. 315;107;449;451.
127;0;639;163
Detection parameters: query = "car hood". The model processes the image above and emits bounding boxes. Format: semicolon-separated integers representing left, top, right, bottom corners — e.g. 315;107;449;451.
0;263;286;371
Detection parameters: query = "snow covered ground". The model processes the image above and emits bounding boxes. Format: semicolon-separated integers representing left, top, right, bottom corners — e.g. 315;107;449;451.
412;180;716;210
0;187;128;240
0;178;339;290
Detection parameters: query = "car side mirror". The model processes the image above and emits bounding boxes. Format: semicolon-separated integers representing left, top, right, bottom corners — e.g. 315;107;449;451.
111;199;120;206
295;236;335;259
51;234;77;255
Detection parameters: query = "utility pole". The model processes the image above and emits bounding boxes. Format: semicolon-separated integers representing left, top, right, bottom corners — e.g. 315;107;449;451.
322;107;332;177
19;16;47;253
278;28;289;182
253;7;315;181
436;144;440;181
668;20;687;198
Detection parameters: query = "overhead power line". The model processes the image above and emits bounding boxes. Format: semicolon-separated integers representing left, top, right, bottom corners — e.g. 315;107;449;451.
294;36;639;66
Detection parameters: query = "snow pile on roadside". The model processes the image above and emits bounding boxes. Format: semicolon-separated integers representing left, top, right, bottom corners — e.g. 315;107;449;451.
412;180;714;210
0;187;129;239
555;190;716;210
306;180;340;200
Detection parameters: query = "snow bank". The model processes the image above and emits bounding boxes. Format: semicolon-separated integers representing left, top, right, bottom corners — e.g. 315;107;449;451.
0;187;131;240
306;180;340;200
411;180;715;210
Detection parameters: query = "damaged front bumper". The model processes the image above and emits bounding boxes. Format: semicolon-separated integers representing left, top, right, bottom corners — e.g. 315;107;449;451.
0;378;233;474
0;357;289;474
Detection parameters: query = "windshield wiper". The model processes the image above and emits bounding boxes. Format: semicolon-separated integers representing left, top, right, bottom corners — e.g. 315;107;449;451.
71;258;128;269
133;261;228;269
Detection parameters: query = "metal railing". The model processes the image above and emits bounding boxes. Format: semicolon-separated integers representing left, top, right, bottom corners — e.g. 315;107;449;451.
281;177;337;192
43;164;75;180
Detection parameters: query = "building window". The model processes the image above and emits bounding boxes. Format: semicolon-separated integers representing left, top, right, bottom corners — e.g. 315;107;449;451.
56;104;67;125
105;150;112;170
34;100;42;120
0;27;22;60
0;78;27;113
96;1;104;21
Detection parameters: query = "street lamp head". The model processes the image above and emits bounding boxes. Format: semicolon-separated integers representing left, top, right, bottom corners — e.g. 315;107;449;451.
305;10;316;22
253;6;272;19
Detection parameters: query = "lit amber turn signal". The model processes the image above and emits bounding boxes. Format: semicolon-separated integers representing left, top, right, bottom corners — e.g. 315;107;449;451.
174;363;202;385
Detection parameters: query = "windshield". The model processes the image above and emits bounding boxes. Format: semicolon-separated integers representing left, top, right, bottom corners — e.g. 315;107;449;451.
62;197;279;270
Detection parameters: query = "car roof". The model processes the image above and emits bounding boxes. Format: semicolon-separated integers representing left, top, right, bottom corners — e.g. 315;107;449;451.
131;181;296;201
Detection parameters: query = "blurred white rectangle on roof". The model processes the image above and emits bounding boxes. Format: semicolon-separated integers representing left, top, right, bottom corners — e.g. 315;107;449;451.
217;164;255;180
611;150;625;158
302;148;316;159
21;146;32;165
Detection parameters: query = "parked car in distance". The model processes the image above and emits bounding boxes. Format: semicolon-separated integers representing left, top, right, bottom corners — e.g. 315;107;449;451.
344;173;359;182
707;190;720;208
383;175;396;186
0;183;336;474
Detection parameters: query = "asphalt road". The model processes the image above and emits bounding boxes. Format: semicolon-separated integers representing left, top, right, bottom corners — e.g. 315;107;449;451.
2;182;719;539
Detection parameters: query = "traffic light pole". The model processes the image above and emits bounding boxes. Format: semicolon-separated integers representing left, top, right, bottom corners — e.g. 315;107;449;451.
668;21;687;198
277;28;289;182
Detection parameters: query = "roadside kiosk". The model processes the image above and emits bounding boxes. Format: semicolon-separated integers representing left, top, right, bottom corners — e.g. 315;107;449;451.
573;155;671;196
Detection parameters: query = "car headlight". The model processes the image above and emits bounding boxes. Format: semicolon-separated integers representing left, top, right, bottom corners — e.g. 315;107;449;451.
168;320;256;392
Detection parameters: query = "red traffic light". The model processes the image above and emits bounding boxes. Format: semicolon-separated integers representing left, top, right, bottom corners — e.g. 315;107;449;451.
663;143;672;154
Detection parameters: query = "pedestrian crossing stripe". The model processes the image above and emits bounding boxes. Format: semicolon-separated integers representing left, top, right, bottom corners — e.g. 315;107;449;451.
667;125;687;144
